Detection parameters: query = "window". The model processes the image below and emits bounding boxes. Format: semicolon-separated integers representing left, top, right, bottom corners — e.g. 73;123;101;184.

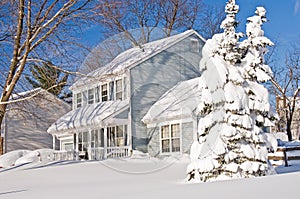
78;132;89;153
109;81;114;100
95;86;100;103
101;84;108;101
161;124;181;153
91;129;99;148
107;125;127;147
88;88;94;104
190;38;199;53
107;126;116;147
115;79;123;100
76;93;82;108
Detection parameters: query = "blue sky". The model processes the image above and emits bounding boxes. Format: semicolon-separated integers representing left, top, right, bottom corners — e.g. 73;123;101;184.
82;0;299;67
206;0;300;62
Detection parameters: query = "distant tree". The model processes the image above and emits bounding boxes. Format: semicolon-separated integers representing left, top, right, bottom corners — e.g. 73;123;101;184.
187;0;274;182
197;4;226;39
25;61;69;97
269;41;300;141
95;0;204;46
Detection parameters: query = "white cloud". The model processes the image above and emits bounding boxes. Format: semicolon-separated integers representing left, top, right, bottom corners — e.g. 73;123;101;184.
294;0;300;15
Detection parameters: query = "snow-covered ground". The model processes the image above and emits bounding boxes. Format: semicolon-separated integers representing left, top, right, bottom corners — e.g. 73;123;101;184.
0;150;300;199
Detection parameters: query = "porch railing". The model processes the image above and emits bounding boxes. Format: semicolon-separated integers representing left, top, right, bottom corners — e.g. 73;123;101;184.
106;146;131;158
52;146;131;161
88;146;131;160
52;150;77;161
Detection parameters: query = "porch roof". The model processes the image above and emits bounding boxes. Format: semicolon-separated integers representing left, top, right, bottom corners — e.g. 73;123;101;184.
47;100;128;135
142;77;201;125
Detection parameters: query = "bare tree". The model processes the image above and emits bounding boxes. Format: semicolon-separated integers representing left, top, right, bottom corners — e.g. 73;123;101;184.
0;0;94;155
270;41;300;141
94;0;204;47
197;4;226;39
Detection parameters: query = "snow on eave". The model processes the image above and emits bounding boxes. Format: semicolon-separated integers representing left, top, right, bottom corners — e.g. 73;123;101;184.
47;100;129;135
71;30;204;90
142;77;201;125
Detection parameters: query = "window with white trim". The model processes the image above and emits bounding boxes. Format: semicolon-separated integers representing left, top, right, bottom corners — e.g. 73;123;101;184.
88;88;94;104
95;86;100;103
107;125;127;147
76;93;82;108
101;83;108;101
78;131;89;153
115;79;123;100
91;129;100;148
161;124;181;153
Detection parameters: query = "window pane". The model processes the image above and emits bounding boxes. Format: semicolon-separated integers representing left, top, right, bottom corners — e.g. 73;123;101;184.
162;140;170;153
78;132;82;142
95;86;100;103
116;79;123;100
171;138;180;152
171;124;180;137
101;84;108;101
88;88;94;104
161;125;169;138
116;126;123;138
76;93;82;108
109;81;114;100
83;132;88;142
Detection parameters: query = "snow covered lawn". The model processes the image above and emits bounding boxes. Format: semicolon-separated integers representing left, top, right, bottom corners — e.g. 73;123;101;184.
0;155;300;199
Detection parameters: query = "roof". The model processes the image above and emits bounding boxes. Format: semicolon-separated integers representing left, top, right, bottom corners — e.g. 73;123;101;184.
47;100;128;135
142;77;201;124
71;30;205;89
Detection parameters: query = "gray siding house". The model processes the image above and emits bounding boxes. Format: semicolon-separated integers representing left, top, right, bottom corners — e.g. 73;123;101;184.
48;30;205;159
1;88;71;153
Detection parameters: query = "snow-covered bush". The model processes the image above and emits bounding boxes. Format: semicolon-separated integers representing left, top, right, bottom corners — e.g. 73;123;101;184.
187;0;275;182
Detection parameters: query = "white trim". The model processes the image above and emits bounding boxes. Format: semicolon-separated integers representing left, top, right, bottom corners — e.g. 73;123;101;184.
159;122;182;155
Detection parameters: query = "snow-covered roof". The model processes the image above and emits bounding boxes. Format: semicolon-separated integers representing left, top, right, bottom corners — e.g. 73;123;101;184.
142;77;201;124
47;100;128;135
71;30;204;90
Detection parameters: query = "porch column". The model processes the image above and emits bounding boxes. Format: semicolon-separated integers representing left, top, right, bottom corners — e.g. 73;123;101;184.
88;128;92;160
104;127;107;158
75;132;79;160
52;135;56;150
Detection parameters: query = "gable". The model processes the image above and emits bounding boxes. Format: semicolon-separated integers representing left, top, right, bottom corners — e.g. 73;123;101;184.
71;30;205;90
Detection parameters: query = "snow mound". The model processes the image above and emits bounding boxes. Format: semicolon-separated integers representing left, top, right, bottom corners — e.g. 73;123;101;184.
15;149;54;166
0;150;30;168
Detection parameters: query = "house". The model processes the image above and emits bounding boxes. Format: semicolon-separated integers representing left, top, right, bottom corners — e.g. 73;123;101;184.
276;96;300;140
47;30;205;159
1;88;71;153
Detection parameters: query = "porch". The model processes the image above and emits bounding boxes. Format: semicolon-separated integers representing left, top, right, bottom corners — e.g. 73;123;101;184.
52;146;131;161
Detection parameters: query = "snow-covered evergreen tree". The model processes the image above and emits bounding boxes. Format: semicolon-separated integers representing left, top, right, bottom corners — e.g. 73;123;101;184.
187;1;275;182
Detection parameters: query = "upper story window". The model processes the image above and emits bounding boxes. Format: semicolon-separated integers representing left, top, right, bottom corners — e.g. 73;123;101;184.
116;79;123;100
88;88;94;104
72;77;127;109
190;38;199;53
161;123;181;153
101;83;108;102
95;86;100;103
76;93;82;108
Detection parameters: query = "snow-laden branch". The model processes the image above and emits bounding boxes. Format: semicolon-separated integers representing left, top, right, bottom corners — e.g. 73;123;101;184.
0;82;66;105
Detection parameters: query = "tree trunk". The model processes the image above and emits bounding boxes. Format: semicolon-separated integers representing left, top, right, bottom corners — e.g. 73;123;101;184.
0;103;7;155
286;119;293;141
0;136;3;155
